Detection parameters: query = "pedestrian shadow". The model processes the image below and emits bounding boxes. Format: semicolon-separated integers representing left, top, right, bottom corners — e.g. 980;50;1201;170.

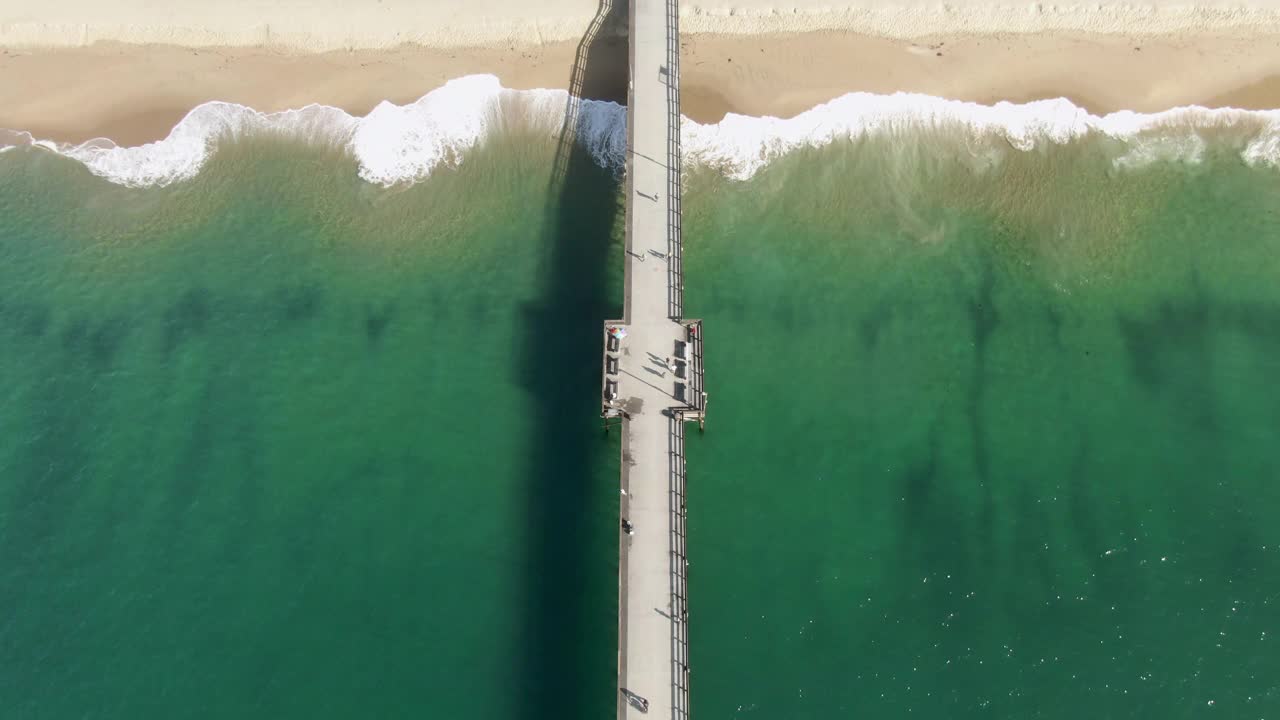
518;0;628;717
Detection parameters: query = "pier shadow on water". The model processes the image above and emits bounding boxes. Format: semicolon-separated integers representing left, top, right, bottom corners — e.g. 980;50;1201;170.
517;0;628;718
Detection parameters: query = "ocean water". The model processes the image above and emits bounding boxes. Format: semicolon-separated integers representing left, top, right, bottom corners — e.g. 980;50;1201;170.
3;83;1280;718
683;138;1280;717
0;133;622;718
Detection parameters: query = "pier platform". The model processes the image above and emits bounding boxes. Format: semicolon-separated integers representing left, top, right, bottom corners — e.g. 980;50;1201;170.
602;0;703;718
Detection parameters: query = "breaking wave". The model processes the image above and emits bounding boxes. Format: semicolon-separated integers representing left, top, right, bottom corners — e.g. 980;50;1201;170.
4;73;1280;187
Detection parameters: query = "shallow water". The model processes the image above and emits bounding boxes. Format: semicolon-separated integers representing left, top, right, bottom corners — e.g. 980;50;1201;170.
0;137;622;719
683;137;1280;717
2;117;1279;718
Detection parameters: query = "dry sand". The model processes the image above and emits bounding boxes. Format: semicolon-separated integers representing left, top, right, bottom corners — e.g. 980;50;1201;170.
3;1;1280;145
8;0;1280;49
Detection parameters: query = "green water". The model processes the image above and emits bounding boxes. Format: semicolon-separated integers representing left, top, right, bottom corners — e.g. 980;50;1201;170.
0;137;621;718
2;129;1279;719
684;139;1280;717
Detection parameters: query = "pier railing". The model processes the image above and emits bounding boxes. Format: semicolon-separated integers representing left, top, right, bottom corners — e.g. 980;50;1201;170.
685;322;704;415
664;0;684;321
667;413;691;720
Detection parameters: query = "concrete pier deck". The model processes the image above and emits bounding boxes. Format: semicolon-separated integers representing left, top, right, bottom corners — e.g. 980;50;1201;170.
603;0;703;718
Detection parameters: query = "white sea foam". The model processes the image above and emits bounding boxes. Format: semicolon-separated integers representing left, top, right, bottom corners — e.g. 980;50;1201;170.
5;74;1280;188
0;75;626;188
680;96;1280;179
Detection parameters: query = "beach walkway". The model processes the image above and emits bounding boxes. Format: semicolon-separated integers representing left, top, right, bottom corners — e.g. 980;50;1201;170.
602;0;704;718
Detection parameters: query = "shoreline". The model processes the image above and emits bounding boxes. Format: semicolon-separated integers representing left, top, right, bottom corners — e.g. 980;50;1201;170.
5;29;1280;147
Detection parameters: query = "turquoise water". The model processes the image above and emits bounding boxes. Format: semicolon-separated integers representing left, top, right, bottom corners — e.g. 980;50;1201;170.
2;127;1280;718
0;137;621;718
684;139;1280;717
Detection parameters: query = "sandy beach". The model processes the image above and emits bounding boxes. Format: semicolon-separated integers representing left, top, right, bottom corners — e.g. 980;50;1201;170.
4;1;1280;145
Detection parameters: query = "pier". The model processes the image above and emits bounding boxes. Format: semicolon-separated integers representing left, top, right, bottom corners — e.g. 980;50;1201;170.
602;0;704;718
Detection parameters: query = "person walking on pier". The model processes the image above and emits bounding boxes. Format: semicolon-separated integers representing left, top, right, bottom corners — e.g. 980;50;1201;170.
620;688;649;713
622;518;635;536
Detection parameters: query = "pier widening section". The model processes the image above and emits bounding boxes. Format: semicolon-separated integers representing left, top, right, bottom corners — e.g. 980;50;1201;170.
602;1;704;718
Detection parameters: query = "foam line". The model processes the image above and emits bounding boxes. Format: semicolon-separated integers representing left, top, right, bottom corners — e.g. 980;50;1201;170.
4;74;1280;188
681;95;1280;179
